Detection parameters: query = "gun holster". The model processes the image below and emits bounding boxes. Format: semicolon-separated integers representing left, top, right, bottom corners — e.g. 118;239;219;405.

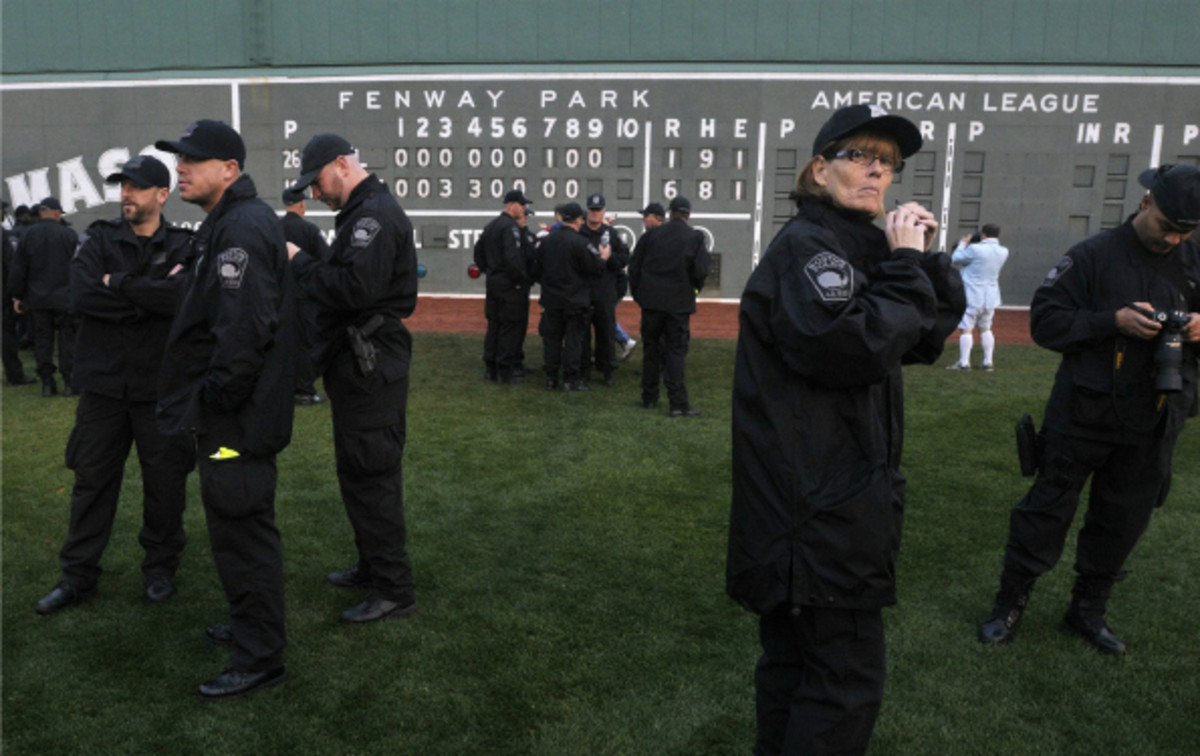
1016;413;1043;477
347;313;385;378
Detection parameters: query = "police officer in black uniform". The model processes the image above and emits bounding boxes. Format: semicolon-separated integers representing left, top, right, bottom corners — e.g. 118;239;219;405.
579;193;630;387
33;156;195;616
156;119;296;700
629;195;711;416
2;200;36;386
978;163;1200;654
533;202;610;390
726;104;964;754
287;132;420;624
281;187;331;406
478;189;532;384
9;196;80;396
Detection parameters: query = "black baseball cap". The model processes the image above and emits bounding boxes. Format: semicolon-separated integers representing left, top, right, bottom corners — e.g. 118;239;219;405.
39;197;63;212
586;193;606;210
669;196;691;213
504;189;531;205
105;155;171;189
282;187;307;205
640;202;665;218
812;104;923;159
1138;163;1200;229
559;202;584;221
156;120;246;168
292;133;355;191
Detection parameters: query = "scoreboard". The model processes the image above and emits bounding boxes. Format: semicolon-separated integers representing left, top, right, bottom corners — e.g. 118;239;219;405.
3;72;1199;303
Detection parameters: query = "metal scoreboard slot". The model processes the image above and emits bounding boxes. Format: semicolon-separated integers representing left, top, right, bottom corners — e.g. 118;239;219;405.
3;73;1198;302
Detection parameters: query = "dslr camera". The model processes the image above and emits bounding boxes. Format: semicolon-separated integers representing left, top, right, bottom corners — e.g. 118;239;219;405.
1130;304;1192;392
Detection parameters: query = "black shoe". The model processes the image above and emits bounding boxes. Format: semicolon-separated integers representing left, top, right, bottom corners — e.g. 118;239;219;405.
326;564;370;589
669;405;701;418
62;384;76;397
545;378;559;390
41;378;57;397
198;667;288;701
563;380;590;392
641;399;659;410
511;365;527;378
340;595;418;624
294;393;324;406
1063;603;1127;655
7;376;36;386
205;624;233;645
978;585;1033;645
603;372;615;387
145;576;176;603
484;368;497;382
35;582;95;615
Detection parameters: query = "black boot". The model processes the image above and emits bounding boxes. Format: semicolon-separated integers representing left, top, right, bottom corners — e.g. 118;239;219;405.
1063;592;1126;655
41;377;58;397
978;574;1036;645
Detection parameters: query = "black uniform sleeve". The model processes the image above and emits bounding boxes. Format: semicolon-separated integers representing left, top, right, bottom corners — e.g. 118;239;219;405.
69;231;144;322
628;234;646;297
203;227;284;413
606;230;630;273
7;239;29;300
688;229;712;291
901;252;966;365
745;231;940;388
1030;249;1119;353
293;210;405;312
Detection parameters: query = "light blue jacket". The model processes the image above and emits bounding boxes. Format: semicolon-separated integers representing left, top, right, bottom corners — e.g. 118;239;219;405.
951;237;1009;310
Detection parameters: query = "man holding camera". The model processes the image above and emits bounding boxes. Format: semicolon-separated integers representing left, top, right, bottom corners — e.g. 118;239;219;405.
978;163;1200;654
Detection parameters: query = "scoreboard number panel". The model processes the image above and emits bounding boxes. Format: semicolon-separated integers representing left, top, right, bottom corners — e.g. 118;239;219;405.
3;74;1196;302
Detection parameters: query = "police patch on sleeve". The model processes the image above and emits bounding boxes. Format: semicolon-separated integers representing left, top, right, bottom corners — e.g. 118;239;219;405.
217;248;248;289
1041;256;1073;287
351;217;382;248
803;251;853;303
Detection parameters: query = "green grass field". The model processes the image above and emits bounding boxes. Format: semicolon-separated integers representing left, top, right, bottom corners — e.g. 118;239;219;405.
3;334;1198;754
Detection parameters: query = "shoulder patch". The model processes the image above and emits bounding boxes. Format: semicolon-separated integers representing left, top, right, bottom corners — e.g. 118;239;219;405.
217;248;248;289
803;251;853;303
1041;256;1073;287
351;217;382;248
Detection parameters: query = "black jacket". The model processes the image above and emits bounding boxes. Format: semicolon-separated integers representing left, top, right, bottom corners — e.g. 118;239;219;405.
291;174;418;382
579;223;630;303
629;218;711;313
157;174;296;458
8;218;78;310
535;226;605;310
1033;218;1200;440
478;211;528;295
726;200;964;615
70;216;193;401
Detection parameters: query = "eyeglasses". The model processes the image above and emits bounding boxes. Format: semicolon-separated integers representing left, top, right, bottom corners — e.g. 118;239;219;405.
828;148;904;174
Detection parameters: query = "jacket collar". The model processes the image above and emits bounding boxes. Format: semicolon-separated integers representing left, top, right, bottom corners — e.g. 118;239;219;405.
335;174;385;227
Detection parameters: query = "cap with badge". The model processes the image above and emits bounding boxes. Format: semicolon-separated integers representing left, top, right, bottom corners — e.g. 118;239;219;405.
106;155;171;189
586;193;606;210
291;133;355;191
1138;163;1200;229
39;197;63;212
812;104;923;159
504;189;531;206
669;196;691;213
155;119;247;168
640;202;665;218
559;202;584;222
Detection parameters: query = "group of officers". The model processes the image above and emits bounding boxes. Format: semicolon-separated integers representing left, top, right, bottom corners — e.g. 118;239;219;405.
6;105;1199;749
475;190;712;415
11;122;420;702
